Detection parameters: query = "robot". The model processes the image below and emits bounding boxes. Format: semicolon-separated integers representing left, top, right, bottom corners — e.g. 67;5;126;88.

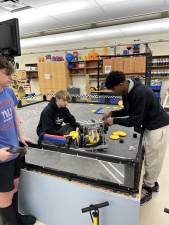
42;120;108;152
70;120;108;151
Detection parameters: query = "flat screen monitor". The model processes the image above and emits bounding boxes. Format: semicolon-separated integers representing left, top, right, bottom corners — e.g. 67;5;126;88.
0;18;21;57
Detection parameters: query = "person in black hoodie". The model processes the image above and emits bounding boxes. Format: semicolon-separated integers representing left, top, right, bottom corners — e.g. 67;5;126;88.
37;90;79;139
102;71;169;205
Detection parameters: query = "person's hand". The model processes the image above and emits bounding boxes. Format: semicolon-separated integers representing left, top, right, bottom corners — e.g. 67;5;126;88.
102;111;112;121
0;148;13;161
19;136;32;147
104;117;114;126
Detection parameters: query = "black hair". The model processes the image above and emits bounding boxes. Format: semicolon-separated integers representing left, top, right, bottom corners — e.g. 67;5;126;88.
105;71;126;89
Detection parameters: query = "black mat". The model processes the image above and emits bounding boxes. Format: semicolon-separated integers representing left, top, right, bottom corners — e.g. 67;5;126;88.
18;102;141;160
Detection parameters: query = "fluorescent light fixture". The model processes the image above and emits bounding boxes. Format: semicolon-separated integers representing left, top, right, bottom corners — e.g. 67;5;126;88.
162;18;169;32
20;18;169;49
38;0;89;16
120;20;162;35
89;28;121;37
21;32;85;48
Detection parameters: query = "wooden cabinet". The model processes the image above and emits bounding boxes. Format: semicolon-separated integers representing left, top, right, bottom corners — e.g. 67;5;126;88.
38;62;70;94
103;56;146;75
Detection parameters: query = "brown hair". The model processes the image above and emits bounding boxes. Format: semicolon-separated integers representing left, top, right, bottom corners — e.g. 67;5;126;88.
0;56;14;75
55;90;71;101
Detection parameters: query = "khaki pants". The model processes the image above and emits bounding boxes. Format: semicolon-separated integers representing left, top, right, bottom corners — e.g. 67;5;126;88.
143;125;169;187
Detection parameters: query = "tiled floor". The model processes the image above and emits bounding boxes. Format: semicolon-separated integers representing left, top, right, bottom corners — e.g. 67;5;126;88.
34;147;169;225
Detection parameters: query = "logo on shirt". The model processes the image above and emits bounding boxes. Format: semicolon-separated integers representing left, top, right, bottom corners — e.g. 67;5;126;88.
1;107;13;123
55;117;63;125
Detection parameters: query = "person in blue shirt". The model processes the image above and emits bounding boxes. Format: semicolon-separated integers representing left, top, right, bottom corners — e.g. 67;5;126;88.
0;57;36;225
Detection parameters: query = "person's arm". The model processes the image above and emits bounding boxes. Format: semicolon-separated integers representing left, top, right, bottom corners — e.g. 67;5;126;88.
102;108;128;122
113;93;146;127
63;108;78;128
112;108;128;117
15;110;32;146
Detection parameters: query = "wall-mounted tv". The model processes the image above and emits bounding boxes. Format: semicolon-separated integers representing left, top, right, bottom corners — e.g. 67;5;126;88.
0;18;21;57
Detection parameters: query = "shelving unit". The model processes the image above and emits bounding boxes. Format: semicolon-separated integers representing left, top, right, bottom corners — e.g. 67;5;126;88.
151;55;169;79
25;63;38;79
69;59;103;76
68;59;104;93
11;71;31;98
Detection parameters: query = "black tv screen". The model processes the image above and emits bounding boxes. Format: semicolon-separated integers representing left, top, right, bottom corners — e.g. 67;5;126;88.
0;18;21;57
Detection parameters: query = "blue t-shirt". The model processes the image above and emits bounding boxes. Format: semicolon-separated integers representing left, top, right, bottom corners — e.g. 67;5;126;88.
0;87;19;163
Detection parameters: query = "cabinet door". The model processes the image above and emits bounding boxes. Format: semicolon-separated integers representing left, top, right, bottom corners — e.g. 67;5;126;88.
134;56;146;73
38;62;53;89
123;57;134;74
112;58;124;72
51;62;69;90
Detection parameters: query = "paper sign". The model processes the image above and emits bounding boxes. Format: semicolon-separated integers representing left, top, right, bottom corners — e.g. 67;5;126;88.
44;74;51;79
105;65;112;74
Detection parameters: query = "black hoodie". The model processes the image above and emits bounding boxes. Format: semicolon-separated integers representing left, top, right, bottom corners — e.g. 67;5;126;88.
37;98;78;136
113;79;169;131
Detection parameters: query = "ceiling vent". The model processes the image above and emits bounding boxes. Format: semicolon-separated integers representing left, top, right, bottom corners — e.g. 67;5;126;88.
0;0;31;12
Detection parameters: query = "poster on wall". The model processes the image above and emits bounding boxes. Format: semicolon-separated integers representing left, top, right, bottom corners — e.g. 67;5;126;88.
44;74;51;79
105;65;112;74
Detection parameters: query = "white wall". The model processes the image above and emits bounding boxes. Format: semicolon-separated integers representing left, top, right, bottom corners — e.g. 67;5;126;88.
16;35;169;99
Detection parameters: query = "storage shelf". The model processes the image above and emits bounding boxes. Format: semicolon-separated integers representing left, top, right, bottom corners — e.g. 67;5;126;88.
70;68;85;70
70;74;85;76
125;73;145;75
86;67;102;69
151;76;169;79
152;55;169;58
152;66;169;69
70;67;102;70
88;73;104;76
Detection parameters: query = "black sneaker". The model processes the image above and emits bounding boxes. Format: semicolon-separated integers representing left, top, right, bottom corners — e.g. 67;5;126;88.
140;186;152;205
17;214;36;225
151;182;159;192
142;182;159;192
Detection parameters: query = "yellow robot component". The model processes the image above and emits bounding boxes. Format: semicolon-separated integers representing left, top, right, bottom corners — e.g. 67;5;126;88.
88;130;100;144
105;106;110;109
69;131;79;140
118;100;124;108
91;109;96;113
110;134;120;140
112;131;119;136
116;131;127;137
118;100;123;106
